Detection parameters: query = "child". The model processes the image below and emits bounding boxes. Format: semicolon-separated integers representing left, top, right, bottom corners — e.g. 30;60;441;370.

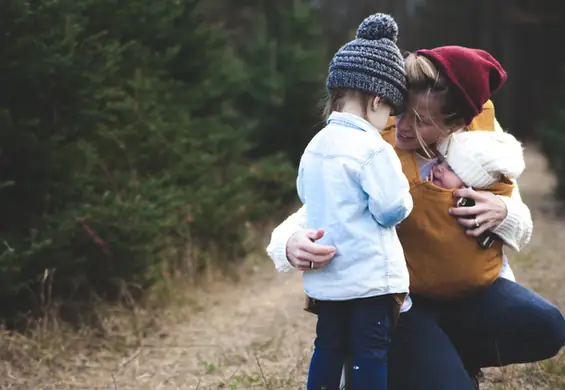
432;130;525;191
296;14;413;390
433;129;525;253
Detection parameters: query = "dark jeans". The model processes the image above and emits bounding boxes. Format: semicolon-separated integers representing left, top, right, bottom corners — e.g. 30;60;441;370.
388;278;565;390
307;295;393;390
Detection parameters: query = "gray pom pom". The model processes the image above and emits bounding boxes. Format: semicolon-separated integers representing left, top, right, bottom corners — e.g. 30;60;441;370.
356;13;398;42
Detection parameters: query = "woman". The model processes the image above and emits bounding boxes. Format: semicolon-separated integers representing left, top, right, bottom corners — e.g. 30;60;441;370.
267;46;565;389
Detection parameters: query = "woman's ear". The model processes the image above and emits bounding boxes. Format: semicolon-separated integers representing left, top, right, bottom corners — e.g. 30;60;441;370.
448;120;466;134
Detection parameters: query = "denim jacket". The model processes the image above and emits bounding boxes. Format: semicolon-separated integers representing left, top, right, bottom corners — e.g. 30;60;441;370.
297;112;413;300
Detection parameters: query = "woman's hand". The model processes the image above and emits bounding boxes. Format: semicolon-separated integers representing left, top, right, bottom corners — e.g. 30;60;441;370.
449;187;508;237
286;228;336;272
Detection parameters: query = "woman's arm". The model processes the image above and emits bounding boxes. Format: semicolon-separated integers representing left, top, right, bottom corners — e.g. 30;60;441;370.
266;206;307;272
266;206;336;272
492;181;532;251
491;117;532;250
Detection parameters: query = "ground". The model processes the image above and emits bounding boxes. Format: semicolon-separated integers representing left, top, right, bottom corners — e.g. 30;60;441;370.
3;145;564;389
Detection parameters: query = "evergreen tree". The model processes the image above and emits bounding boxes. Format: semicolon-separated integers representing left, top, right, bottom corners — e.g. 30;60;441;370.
223;0;329;166
0;0;307;320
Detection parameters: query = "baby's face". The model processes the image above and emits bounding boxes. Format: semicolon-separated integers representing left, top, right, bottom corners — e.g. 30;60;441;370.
430;160;464;189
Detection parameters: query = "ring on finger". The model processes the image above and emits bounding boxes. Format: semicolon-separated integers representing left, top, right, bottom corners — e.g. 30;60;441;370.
309;261;314;269
474;218;480;228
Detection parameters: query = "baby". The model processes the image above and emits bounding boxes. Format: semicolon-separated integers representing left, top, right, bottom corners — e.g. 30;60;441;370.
431;130;525;191
430;129;525;248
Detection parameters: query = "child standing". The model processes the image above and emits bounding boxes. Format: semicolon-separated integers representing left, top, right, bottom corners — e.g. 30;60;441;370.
296;14;413;390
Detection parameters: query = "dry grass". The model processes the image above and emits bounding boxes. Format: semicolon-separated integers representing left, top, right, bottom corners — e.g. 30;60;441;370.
1;144;564;390
0;219;282;390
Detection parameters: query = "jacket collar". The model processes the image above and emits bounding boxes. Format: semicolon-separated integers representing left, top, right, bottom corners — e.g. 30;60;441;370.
327;111;377;133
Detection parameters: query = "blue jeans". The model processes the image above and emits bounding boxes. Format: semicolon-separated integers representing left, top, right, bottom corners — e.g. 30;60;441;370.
307;295;393;390
388;278;565;390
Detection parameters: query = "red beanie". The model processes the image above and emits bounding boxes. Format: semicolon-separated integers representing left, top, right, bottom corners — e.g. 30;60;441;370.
415;46;507;125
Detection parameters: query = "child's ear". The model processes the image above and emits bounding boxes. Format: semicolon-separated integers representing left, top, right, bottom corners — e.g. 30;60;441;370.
370;95;381;111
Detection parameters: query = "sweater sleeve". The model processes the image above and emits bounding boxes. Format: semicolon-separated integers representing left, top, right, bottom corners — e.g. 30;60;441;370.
266;205;308;272
493;182;533;251
492;117;533;251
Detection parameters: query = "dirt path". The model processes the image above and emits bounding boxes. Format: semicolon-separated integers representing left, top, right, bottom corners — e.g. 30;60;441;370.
115;270;312;389
23;145;565;390
40;262;312;390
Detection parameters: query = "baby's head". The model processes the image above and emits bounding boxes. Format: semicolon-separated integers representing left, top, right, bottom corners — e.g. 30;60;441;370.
323;13;407;130
432;130;525;189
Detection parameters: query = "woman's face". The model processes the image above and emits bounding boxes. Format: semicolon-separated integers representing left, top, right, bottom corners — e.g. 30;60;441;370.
394;92;453;151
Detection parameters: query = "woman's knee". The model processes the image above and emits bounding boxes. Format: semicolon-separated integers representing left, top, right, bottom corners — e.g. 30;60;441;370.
494;279;565;357
535;302;565;358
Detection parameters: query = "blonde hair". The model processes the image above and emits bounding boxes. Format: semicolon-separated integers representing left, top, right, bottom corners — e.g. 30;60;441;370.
405;52;440;85
403;52;467;157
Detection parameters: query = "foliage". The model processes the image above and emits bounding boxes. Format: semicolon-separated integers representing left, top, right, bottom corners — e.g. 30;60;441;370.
0;0;326;319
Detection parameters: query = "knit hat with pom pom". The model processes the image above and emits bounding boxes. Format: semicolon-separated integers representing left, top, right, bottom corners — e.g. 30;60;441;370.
326;13;407;115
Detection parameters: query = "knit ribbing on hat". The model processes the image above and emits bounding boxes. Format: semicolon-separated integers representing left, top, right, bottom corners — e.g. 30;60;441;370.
436;131;525;188
416;46;507;125
326;14;407;115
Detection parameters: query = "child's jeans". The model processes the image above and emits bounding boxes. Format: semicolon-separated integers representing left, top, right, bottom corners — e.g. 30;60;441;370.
306;295;393;390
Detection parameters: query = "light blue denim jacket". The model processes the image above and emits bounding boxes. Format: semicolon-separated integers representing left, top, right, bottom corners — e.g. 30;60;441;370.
297;112;413;300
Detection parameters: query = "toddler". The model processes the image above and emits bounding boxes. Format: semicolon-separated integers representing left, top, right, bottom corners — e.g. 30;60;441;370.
297;13;412;390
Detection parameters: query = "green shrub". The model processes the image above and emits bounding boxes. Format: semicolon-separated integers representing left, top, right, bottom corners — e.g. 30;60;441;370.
0;0;327;320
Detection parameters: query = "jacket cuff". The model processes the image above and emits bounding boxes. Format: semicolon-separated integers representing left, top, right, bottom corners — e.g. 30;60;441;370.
267;234;295;273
